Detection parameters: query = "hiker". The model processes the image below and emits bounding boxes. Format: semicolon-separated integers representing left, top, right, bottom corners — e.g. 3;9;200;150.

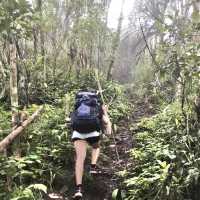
71;91;112;199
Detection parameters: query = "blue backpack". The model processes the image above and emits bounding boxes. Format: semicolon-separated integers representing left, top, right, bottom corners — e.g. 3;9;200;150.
71;92;101;133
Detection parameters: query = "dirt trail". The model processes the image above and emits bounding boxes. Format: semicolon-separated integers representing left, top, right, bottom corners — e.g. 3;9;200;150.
80;99;155;200
47;99;154;200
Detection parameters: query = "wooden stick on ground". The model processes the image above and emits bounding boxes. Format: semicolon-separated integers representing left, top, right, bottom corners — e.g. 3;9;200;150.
0;106;44;153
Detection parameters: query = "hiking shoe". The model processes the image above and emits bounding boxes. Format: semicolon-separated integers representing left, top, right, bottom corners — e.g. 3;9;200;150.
73;187;83;199
89;165;103;175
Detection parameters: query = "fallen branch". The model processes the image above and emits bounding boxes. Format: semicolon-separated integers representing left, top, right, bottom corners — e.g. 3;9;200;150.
0;106;44;153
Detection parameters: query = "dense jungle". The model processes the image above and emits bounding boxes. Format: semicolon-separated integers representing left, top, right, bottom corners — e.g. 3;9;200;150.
0;0;200;199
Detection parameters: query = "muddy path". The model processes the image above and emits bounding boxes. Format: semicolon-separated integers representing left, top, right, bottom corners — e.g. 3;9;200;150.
47;99;155;200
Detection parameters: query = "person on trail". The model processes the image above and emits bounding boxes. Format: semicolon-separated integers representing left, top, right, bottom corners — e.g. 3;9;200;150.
70;90;112;199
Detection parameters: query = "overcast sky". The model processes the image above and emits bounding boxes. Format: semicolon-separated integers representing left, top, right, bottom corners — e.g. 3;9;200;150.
28;0;133;29
107;0;134;29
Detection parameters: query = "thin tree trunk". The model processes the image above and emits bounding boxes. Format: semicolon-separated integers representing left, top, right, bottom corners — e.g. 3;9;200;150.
33;28;38;62
139;19;160;68
40;30;45;69
10;41;18;129
53;56;57;97
107;0;125;80
0;56;6;99
6;39;19;191
174;53;182;100
15;40;29;107
9;39;22;158
37;0;46;82
97;33;100;69
89;46;93;68
43;54;47;83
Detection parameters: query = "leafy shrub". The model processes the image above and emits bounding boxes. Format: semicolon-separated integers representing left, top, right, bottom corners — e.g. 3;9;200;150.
0;104;74;199
0;70;131;199
124;102;200;200
0;106;11;140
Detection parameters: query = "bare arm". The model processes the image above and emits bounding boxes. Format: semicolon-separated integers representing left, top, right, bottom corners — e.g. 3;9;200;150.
101;105;112;135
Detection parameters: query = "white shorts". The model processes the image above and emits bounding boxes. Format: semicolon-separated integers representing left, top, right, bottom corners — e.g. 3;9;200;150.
71;130;101;140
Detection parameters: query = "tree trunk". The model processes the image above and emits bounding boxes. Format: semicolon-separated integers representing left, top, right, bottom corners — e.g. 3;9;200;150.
33;28;38;62
53;56;57;97
15;40;29;107
97;33;100;69
37;0;46;82
10;41;18;128
9;39;22;158
40;30;45;70
174;52;182;100
9;40;18;100
0;57;6;100
106;0;124;80
7;39;19;191
43;54;47;83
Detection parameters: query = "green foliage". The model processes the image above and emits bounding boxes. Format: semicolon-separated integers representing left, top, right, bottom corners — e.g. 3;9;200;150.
0;69;131;198
0;0;130;199
124;102;200;200
129;1;200;108
72;69;131;121
0;104;73;199
27;68;131;121
0;0;34;38
10;184;46;200
103;81;131;122
132;54;154;93
0;105;11;140
154;38;200;100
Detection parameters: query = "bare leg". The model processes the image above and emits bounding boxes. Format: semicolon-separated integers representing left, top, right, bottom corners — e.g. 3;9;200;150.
74;140;87;185
91;142;100;165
